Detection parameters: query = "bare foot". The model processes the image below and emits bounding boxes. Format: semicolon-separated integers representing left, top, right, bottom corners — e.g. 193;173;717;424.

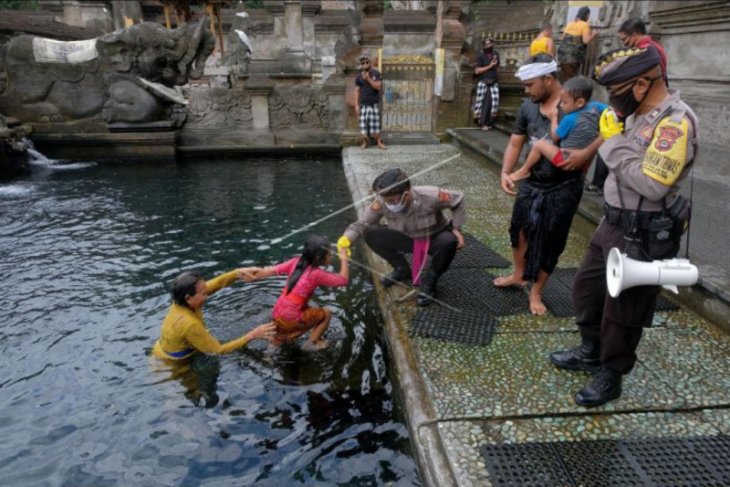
529;288;547;315
377;142;387;150
509;169;530;182
303;339;329;351
493;272;528;288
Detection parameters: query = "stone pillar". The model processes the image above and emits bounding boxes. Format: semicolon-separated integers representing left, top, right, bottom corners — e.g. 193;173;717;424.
246;76;274;130
322;74;347;131
285;0;304;52
62;0;113;33
280;0;313;73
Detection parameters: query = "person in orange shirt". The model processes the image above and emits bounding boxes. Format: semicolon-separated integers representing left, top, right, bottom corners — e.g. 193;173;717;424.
558;6;598;80
529;22;555;58
152;268;275;362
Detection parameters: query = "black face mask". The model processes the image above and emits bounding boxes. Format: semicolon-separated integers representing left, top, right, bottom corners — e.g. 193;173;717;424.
609;77;656;118
483;46;493;53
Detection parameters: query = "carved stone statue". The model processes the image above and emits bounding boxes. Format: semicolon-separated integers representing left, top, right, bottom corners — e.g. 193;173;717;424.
0;17;215;127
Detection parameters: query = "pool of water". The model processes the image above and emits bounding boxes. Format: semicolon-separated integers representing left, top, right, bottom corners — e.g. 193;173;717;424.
0;156;421;486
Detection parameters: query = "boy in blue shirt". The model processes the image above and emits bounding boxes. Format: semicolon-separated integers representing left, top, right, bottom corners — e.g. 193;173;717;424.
510;76;606;181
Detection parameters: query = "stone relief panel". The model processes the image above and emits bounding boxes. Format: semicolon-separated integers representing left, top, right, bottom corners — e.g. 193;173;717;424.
184;85;253;128
269;85;329;130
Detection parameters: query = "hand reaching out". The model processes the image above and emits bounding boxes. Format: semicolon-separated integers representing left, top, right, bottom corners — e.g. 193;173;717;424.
247;322;276;342
237;267;261;282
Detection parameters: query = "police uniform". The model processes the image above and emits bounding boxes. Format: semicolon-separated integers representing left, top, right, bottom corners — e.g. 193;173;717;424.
573;90;698;374
550;46;700;406
344;185;466;281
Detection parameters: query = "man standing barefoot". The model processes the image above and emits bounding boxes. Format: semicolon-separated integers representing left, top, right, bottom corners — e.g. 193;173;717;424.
495;55;600;314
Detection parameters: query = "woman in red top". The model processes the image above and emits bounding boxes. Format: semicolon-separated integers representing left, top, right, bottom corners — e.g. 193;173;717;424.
244;235;349;350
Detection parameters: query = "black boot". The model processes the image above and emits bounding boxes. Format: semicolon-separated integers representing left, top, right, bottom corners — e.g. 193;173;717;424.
416;269;439;307
550;338;601;373
380;262;411;288
574;367;622;407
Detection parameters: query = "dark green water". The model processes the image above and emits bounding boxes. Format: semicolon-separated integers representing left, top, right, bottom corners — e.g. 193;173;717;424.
0;157;421;486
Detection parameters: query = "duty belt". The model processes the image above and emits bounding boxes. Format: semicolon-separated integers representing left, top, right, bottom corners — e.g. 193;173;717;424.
603;204;660;230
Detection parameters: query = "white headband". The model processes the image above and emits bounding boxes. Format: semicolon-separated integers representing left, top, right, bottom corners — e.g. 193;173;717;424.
515;60;558;81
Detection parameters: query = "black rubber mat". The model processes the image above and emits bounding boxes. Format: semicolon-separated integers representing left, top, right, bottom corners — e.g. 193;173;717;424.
542;267;680;318
482;435;730;487
404;233;510;270
437;269;530;316
410;306;497;346
451;233;510;269
541;268;580;318
480;442;571;487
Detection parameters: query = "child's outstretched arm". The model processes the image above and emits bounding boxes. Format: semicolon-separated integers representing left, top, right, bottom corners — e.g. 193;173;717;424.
238;266;278;282
338;246;349;282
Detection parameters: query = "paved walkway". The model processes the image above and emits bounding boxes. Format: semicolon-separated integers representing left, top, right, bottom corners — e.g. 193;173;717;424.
342;143;730;487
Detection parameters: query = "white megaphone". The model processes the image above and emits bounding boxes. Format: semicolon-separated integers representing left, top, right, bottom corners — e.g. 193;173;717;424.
606;247;699;298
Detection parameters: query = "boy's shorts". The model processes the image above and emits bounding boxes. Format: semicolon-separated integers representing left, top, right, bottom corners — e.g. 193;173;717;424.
274;307;328;343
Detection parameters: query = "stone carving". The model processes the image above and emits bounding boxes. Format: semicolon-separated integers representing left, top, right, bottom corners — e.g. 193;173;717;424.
0;114;31;177
269;86;329;130
0;17;215;127
383;54;433;65
223;29;253;76
185;85;253;128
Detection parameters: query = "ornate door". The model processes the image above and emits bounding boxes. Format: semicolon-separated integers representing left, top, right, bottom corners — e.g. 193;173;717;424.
381;55;434;132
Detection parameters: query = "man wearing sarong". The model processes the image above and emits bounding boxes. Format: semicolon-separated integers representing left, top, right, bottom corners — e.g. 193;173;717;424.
495;55;602;314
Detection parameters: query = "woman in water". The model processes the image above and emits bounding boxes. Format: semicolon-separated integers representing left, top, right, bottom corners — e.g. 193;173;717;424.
152;268;275;361
243;234;349;350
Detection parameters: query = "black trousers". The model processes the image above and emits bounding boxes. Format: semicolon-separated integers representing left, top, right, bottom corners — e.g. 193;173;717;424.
573;220;660;374
364;226;458;276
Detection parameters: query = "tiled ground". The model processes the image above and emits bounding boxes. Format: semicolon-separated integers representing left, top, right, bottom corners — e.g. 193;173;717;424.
343;145;730;486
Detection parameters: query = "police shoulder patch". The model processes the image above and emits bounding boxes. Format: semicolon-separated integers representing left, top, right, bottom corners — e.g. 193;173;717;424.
438;190;450;203
642;116;690;186
370;200;382;211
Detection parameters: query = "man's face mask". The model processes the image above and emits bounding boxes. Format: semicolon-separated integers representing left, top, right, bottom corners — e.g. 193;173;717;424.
608;76;658;118
384;192;407;213
483;43;494;53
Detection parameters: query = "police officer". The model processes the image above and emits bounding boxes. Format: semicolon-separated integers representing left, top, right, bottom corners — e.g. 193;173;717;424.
550;46;699;406
337;168;465;306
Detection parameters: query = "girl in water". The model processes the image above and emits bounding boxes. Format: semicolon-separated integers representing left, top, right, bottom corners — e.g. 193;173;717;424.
244;235;349;350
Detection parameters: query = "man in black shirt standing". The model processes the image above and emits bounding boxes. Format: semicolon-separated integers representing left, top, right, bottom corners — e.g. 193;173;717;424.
495;55;601;315
473;38;500;131
355;52;386;150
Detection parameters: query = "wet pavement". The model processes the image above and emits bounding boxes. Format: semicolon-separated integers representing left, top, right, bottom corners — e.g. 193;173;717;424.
342;142;730;487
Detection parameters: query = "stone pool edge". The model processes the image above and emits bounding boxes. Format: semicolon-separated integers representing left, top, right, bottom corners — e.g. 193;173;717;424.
342;151;458;487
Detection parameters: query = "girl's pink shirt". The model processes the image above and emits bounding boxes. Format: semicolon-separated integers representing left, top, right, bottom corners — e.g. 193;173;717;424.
271;257;348;321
